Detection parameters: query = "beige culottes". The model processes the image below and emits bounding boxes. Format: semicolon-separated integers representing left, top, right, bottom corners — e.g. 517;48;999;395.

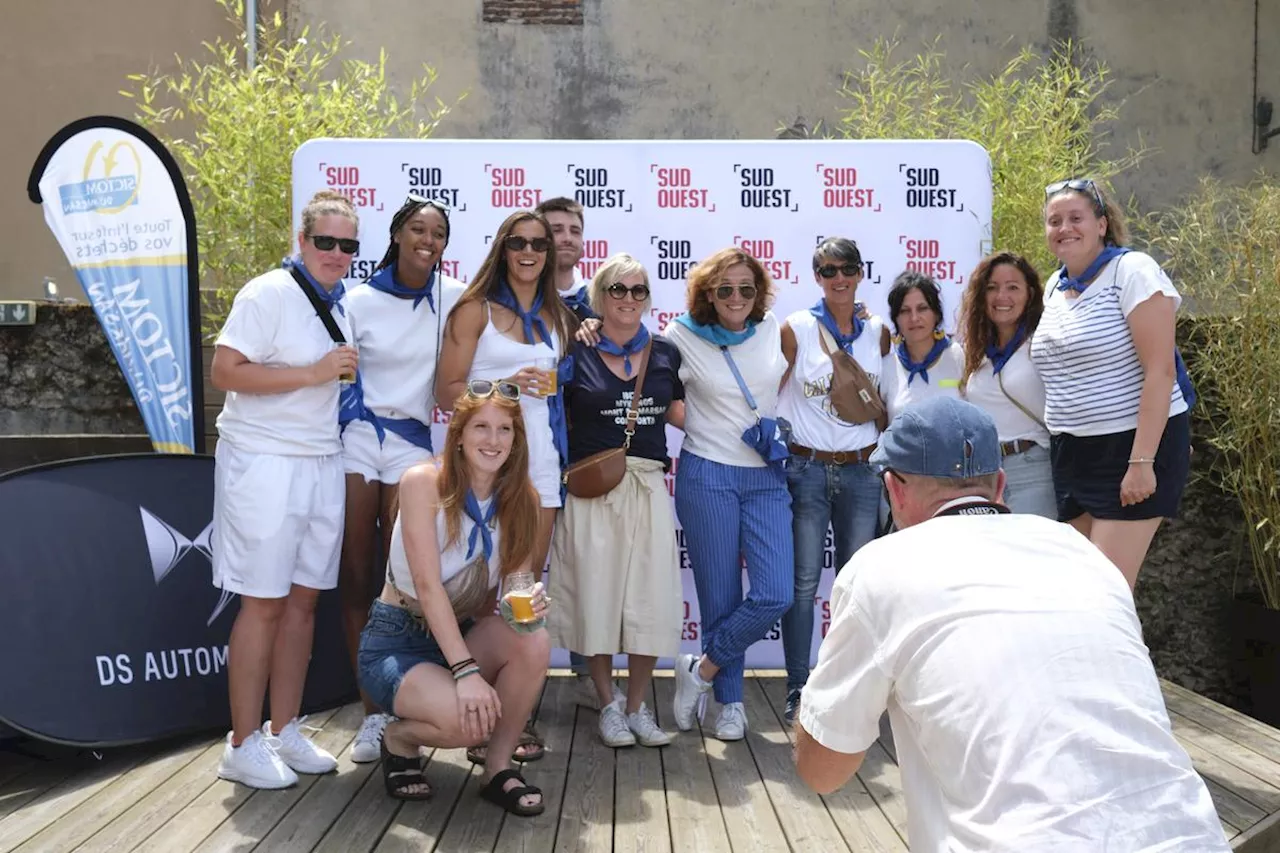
548;456;682;658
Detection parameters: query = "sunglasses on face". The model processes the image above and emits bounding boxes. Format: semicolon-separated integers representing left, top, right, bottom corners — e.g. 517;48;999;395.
504;235;551;253
713;284;758;301
606;283;651;301
465;379;521;401
1045;178;1105;213
310;235;360;255
817;263;863;279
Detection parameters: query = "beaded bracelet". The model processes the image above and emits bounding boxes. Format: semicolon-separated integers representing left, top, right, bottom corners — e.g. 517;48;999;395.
452;666;482;682
449;657;477;674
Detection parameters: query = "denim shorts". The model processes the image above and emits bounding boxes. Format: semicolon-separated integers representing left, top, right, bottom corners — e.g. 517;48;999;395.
357;599;474;715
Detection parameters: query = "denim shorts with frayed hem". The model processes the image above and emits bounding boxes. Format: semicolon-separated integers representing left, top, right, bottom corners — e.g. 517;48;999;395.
357;598;474;715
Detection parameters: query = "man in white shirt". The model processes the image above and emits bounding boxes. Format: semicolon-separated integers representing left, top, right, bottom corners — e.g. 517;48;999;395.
794;396;1229;852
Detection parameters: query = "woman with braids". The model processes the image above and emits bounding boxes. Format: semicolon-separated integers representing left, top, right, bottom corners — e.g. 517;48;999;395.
1031;179;1192;589
210;190;359;789
957;251;1055;518
339;195;465;763
357;382;551;814
435;209;577;763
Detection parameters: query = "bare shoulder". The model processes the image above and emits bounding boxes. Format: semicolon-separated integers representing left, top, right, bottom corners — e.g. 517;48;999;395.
399;461;443;502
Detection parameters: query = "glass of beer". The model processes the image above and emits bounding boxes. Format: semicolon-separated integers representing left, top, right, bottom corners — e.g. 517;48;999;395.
503;570;541;624
535;357;558;397
337;344;356;385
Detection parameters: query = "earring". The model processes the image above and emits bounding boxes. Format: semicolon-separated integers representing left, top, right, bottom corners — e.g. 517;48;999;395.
933;328;946;341
891;334;903;345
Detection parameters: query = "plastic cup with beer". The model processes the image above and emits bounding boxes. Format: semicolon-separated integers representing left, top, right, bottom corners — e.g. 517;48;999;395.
337;344;356;385
535;356;558;397
503;570;541;625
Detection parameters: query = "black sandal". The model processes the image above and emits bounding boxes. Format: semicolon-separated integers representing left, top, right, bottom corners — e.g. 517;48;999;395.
466;730;546;765
381;739;432;801
479;768;544;816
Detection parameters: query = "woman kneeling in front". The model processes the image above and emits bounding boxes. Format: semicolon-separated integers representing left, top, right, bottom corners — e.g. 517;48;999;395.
357;381;551;815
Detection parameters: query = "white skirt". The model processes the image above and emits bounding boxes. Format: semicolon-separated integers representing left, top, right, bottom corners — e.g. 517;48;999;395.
548;457;682;658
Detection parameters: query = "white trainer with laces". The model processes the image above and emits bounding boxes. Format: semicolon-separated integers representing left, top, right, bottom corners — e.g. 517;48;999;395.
268;717;338;774
672;653;712;731
599;700;638;747
350;713;391;764
626;702;672;747
715;702;747;742
217;730;299;789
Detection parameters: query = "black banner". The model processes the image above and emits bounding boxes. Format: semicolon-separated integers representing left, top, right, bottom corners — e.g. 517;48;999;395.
0;454;355;746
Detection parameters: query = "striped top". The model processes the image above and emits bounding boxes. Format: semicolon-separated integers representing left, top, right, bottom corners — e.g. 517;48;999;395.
1029;251;1187;437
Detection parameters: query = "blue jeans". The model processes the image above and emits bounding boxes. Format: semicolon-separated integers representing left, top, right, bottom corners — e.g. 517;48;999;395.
781;457;881;692
1001;444;1057;519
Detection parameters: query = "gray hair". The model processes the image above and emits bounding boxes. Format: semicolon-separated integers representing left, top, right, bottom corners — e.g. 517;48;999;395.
588;252;651;314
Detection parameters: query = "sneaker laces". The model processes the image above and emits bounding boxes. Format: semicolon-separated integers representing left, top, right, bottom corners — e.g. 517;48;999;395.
718;702;746;731
243;732;284;766
601;703;632;739
629;703;660;734
356;713;389;743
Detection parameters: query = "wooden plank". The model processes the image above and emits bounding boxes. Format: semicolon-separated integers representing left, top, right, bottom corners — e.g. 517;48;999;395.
1233;807;1280;853
372;745;474;853
756;677;907;852
612;679;672;853
652;677;733;852
491;676;576;853
311;766;403;853
1202;776;1256;838
0;747;148;853
1178;738;1270;832
553;681;614;853
12;738;210;853
75;707;339;853
0;759;82;825
0;756;35;792
1169;710;1280;810
739;679;851;852
187;703;365;853
1163;683;1280;768
700;694;789;853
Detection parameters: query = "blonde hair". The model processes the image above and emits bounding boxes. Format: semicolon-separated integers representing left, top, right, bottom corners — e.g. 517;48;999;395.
588;252;651;315
300;190;359;236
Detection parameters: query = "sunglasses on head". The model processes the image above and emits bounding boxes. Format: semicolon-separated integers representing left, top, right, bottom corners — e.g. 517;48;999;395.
465;379;521;401
1045;178;1105;213
714;284;757;301
504;235;551;253
606;282;650;301
310;235;360;255
405;193;452;216
817;263;863;279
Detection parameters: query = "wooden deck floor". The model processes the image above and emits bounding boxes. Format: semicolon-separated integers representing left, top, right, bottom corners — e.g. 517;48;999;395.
0;676;1277;852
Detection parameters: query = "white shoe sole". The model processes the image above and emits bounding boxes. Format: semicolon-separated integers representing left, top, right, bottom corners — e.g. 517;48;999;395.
217;761;298;789
350;742;380;764
672;658;704;731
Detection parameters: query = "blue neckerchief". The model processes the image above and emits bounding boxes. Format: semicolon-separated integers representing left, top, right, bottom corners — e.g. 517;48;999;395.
985;325;1027;376
561;285;595;321
1056;246;1130;294
596;326;650;377
897;336;951;385
810;299;863;353
547;357;572;473
339;372;433;452
368;262;435;312
464;490;496;561
672;313;757;346
492;278;552;348
283;256;344;316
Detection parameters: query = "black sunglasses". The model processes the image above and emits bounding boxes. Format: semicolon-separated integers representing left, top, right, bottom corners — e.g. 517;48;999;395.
714;284;757;301
1045;178;1105;214
310;235;360;255
504;235;551;253
607;283;651;301
465;379;520;401
405;193;452;216
817;263;863;279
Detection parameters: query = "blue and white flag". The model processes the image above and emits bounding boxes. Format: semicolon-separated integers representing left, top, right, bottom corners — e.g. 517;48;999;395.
30;117;202;454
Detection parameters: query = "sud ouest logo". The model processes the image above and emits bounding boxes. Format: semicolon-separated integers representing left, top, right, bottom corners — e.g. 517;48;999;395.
58;139;142;215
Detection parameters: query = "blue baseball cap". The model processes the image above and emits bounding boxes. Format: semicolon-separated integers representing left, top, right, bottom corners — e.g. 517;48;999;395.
869;397;1001;478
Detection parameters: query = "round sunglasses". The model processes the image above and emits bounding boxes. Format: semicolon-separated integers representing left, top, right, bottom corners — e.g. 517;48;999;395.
504;235;551;253
606;283;651;301
310;235;360;255
817;263;862;279
713;284;757;301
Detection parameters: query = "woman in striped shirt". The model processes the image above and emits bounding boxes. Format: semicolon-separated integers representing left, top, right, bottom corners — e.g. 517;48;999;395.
1029;179;1190;589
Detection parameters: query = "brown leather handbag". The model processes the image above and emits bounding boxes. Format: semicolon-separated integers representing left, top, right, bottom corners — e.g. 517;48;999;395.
562;343;652;499
816;323;886;427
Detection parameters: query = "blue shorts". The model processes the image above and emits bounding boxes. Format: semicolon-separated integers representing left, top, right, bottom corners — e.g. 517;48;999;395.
357;599;474;714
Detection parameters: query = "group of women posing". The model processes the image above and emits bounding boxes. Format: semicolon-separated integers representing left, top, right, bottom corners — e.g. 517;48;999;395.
207;177;1191;816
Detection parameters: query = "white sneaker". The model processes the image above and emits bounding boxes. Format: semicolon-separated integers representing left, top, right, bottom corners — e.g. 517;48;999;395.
672;653;711;731
574;675;625;711
350;713;391;764
626;703;671;747
598;700;637;747
217;730;298;789
267;717;338;775
715;702;747;741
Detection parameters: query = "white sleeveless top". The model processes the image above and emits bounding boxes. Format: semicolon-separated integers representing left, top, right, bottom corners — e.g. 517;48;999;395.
386;496;501;598
962;345;1051;447
345;274;464;424
778;310;885;453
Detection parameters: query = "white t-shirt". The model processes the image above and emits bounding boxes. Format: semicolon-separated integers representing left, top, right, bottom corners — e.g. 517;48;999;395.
879;340;964;421
215;267;351;456
664;312;787;468
345;274;464;424
800;509;1228;853
1030;251;1188;436
961;344;1050;447
386;496;501;599
778;310;884;452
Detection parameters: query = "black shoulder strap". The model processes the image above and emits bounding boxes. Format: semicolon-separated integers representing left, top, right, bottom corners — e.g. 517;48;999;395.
287;264;346;344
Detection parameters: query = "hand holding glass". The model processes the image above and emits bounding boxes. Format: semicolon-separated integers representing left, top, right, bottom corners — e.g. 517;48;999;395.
503;571;542;624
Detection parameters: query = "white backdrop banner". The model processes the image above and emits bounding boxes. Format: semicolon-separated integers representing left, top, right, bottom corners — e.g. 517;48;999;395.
293;139;992;670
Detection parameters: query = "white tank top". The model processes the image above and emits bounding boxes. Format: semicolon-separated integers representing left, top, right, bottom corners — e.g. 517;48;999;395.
386;496;501;598
778;310;885;452
468;304;562;471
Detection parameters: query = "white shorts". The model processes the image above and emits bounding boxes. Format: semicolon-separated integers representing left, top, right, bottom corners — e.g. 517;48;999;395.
341;418;433;485
211;442;345;599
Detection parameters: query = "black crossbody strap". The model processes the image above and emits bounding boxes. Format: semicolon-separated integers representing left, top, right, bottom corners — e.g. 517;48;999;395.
287;265;346;344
